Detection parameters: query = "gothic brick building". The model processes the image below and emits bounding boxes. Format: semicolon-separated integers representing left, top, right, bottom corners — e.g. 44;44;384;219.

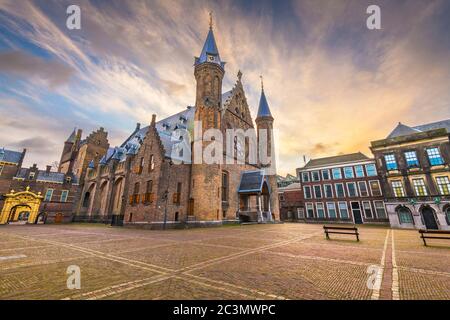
75;20;280;228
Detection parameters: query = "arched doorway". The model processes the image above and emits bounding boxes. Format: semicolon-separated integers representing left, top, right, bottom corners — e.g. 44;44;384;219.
82;183;96;215
0;187;43;225
112;178;124;215
99;181;109;215
421;206;438;230
7;205;32;224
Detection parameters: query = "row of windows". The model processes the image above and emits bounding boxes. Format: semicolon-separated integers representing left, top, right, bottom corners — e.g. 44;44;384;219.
305;200;387;220
136;155;156;174
44;189;69;202
384;147;445;171
301;164;377;183
303;180;382;199
396;207;450;225
391;176;450;197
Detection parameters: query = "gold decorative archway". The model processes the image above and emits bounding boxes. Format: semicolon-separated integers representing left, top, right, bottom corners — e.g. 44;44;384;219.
0;187;43;225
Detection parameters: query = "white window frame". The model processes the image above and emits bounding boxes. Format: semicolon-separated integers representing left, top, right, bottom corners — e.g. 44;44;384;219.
373;200;387;219
303;185;312;199
44;188;54;202
326;202;337;218
412;178;428;196
0;164;4;176
354;165;365;178
332;168;342;180
321;169;331;181
391;180;406;197
358;181;369;197
316;202;325;219
365;164;378;177
302;172;310;183
369;180;382;197
60;190;69;202
306;202;315;218
435;176;450;195
313;185;322;199
311;171;321;182
338;201;349;219
362;201;373;219
335;183;346;198
344;166;355;179
346;182;358;197
323;184;333;198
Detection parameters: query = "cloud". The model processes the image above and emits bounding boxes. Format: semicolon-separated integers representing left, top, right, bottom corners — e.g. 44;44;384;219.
9;137;56;153
0;0;449;175
0;51;75;87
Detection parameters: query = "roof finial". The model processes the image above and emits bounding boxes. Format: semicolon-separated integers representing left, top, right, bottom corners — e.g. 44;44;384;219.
209;11;213;30
260;75;264;92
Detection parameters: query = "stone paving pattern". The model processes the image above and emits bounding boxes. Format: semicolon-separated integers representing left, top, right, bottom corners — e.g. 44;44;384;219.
0;223;449;300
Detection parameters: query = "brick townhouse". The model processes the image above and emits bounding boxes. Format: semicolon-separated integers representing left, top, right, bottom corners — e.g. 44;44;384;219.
296;152;388;225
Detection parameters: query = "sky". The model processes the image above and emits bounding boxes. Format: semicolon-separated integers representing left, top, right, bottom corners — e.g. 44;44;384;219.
0;0;449;175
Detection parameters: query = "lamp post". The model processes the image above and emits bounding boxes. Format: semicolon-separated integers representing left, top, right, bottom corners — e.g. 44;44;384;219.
163;160;173;230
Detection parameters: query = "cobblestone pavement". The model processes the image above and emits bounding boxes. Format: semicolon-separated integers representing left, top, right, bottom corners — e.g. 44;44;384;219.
0;223;449;300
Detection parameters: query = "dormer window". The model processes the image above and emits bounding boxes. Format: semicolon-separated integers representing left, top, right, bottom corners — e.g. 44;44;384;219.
163;123;170;131
66;177;72;184
29;172;35;179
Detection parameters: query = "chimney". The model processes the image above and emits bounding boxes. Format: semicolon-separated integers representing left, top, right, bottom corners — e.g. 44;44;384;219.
151;114;156;126
135;123;141;131
46;165;52;174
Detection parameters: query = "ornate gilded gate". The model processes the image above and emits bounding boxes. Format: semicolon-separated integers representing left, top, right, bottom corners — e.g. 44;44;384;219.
0;187;43;225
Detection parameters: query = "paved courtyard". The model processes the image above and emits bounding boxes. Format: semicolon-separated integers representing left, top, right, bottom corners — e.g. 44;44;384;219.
0;223;449;300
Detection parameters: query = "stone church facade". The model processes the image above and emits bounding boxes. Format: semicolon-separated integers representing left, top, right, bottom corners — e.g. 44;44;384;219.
74;20;280;228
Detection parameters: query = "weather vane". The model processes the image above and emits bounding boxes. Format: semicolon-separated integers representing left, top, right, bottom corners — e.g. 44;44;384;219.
209;11;213;29
260;75;264;91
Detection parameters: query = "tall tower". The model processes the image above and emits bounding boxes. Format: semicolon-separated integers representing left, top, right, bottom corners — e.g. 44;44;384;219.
190;14;226;222
255;77;280;220
59;128;81;174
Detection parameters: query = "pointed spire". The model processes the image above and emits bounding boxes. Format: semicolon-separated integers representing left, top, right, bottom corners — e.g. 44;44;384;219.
194;12;225;68
257;76;273;119
66;128;77;143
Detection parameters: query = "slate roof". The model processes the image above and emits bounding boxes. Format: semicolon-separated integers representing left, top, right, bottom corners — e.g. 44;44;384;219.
66;128;77;143
238;170;265;193
386;119;450;139
195;27;225;68
100;106;196;165
302;152;370;169
15;168;78;184
257;89;273;118
0;148;23;164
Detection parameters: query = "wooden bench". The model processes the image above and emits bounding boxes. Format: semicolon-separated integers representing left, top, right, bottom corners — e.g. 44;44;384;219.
419;229;450;246
323;225;359;242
